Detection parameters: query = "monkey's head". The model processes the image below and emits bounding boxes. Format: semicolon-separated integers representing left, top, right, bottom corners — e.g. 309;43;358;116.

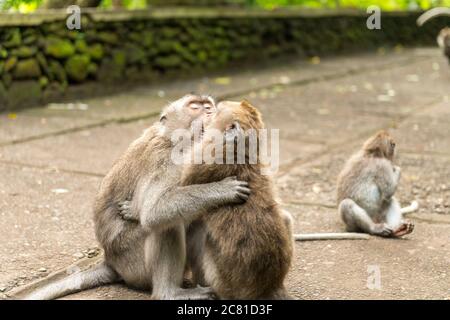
158;94;216;138
199;100;265;163
209;99;264;136
437;27;450;63
362;130;396;160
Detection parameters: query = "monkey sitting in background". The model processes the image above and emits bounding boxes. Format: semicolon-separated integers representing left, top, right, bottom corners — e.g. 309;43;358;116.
337;131;416;238
181;100;293;299
437;27;450;64
24;94;250;300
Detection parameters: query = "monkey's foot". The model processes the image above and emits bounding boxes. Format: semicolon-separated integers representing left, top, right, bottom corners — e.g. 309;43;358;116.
393;222;414;237
371;224;393;237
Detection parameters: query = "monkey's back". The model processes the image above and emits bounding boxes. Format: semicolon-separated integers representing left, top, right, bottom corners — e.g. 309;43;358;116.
93;126;171;258
337;152;386;215
203;173;293;299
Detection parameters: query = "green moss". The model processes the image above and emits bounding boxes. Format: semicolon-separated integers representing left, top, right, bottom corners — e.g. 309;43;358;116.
97;32;119;45
45;37;75;59
11;46;37;58
124;43;146;64
39;76;49;88
88;44;104;61
48;60;67;83
155;55;182;68
3;28;22;48
4;56;18;72
65;54;91;82
0;48;8;59
13;58;42;79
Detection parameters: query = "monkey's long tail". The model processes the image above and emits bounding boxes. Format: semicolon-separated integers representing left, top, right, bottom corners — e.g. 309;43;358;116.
400;201;419;215
23;261;119;300
294;233;370;241
417;7;450;26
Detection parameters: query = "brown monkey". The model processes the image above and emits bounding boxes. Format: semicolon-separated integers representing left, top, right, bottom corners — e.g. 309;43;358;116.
337;131;416;238
24;94;250;300
181;100;293;300
437;27;450;64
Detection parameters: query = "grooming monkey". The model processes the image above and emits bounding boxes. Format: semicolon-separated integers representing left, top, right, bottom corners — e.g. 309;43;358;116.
337;131;417;238
417;7;450;63
24;94;250;300
180;100;293;299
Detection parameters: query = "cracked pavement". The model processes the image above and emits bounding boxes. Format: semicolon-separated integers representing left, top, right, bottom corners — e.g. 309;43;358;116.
1;48;449;299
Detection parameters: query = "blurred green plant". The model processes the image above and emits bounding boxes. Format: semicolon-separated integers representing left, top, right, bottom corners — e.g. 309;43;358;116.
1;0;449;12
250;0;450;10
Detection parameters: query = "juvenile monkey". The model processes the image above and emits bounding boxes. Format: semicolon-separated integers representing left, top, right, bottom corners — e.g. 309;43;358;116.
24;94;250;300
181;100;293;300
437;27;450;64
337;131;416;238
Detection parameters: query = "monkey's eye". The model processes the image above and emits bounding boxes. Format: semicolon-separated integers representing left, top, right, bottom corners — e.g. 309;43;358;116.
189;103;202;109
391;142;396;148
160;115;167;123
227;123;236;130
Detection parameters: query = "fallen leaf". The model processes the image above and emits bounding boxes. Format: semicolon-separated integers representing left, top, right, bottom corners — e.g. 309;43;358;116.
309;56;321;65
214;77;231;85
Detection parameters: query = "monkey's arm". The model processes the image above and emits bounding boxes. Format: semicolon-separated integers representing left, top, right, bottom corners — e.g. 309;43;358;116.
139;176;249;230
374;163;401;201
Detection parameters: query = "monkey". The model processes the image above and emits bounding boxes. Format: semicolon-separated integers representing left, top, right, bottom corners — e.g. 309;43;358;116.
179;100;293;300
437;27;450;64
336;130;416;238
417;7;450;63
23;94;251;300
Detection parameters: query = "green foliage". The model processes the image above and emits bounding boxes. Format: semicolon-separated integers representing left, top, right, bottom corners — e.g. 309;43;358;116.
2;0;450;11
252;0;450;10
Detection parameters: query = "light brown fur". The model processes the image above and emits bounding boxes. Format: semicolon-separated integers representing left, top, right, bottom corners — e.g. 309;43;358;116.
337;130;415;238
182;100;293;299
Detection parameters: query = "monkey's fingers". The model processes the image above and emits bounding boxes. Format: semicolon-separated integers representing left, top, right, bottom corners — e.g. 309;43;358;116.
237;186;251;194
235;180;249;187
237;192;250;201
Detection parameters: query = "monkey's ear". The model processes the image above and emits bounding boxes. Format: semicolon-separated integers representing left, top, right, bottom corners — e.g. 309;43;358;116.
224;121;241;143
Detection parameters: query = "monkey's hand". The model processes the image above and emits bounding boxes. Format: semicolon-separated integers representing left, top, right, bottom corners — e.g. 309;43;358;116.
393;165;401;175
218;176;251;204
117;200;139;222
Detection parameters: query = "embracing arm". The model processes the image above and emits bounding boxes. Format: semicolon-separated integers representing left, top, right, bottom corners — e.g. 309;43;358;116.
119;177;250;230
374;161;401;202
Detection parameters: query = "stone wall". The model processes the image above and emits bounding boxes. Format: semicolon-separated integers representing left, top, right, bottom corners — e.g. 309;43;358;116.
0;8;447;110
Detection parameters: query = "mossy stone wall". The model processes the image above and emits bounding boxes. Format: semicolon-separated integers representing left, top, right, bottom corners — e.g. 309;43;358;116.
0;8;447;110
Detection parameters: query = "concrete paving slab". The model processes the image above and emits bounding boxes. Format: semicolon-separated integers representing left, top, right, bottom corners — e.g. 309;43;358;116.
0;120;152;176
394;101;450;156
0;49;432;148
0;114;100;146
0;164;100;293
287;204;450;299
1;49;449;300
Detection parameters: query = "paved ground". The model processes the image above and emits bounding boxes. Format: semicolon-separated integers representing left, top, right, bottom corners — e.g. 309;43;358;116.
1;48;449;300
